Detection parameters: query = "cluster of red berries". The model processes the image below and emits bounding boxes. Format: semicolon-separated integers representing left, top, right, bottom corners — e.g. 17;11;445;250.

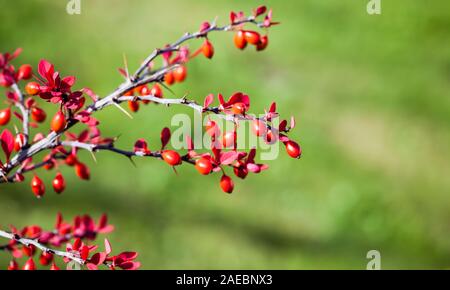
131;92;301;194
3;213;140;270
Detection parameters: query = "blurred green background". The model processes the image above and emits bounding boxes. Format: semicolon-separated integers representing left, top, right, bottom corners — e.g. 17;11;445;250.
1;0;450;269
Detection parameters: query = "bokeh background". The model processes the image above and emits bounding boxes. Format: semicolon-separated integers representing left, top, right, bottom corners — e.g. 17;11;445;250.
1;0;450;269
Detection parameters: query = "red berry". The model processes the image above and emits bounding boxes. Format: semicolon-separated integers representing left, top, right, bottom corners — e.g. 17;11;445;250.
150;84;163;98
123;89;134;97
205;120;218;137
51;111;66;133
165;72;175;85
285;140;301;159
195;158;212;175
65;154;78;166
50;262;60;270
14;133;26;151
7;260;18;270
52;172;65;194
202;40;214;59
17;64;33;80
128;100;139;112
25;82;40;95
220;175;234;194
244;30;261;45
173;66;187;82
251;120;267;137
234;30;247;50
256;35;269;51
139;85;151;104
31;107;46;123
31;175;45;198
162;150;181;166
0;107;11;126
222;131;236;148
39;251;53;266
231;102;246;115
139;85;150;96
75;162;90;180
23;258;36;270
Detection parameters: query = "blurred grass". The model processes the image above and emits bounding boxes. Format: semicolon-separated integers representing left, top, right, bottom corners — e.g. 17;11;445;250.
0;0;450;269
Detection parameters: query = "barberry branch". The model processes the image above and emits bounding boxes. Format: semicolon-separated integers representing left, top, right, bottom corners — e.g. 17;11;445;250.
0;229;84;265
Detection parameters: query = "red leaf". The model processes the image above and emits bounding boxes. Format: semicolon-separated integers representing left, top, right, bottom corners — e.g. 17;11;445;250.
203;94;214;109
218;94;225;107
38;59;54;80
13;112;23;122
230;11;237;23
62;76;76;86
269;102;277;113
119;261;141;270
186;135;194;151
199;21;210;33
254;5;267;17
290;116;296;130
160;127;171;150
116;251;138;261
104;239;112;255
1;129;14;162
86;263;98;270
55;212;63;229
11;48;23;60
82;88;99;102
220;151;238;165
90;252;107;265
